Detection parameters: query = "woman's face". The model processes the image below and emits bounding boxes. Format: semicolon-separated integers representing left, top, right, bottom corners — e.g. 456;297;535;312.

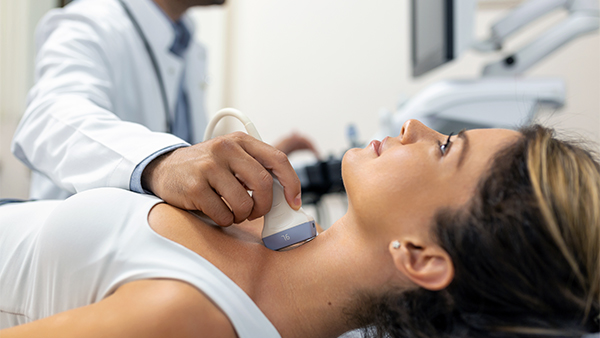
342;119;520;239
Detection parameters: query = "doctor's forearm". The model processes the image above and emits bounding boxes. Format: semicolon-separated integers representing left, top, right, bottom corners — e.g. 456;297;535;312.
12;96;185;194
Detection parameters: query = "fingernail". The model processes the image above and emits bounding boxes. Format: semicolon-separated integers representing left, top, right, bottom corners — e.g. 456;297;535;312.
294;193;302;207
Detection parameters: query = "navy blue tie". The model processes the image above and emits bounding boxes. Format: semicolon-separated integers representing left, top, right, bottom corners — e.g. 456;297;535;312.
170;21;192;143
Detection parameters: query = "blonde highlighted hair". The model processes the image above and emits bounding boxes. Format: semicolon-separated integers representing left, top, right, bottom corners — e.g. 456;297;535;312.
527;127;600;321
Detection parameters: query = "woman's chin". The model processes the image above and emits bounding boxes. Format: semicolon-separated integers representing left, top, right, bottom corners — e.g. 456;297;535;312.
340;150;355;188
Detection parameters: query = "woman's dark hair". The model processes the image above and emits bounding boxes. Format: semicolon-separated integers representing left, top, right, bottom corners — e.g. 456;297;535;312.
351;125;600;337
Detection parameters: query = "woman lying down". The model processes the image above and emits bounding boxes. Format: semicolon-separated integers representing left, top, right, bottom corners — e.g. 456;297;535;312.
0;120;598;338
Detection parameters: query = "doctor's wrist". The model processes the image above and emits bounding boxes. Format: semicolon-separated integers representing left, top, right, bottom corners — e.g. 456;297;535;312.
131;144;188;195
141;150;175;196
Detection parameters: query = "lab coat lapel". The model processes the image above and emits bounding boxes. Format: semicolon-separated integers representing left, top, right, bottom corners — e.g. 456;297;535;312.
120;0;184;122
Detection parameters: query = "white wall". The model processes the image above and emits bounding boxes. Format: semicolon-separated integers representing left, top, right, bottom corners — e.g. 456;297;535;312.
188;5;229;120
0;0;57;198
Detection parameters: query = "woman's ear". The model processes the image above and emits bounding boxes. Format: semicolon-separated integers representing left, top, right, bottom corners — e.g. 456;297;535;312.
388;240;454;291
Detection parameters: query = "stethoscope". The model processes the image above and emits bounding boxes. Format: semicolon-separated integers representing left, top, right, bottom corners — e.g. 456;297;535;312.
118;0;172;132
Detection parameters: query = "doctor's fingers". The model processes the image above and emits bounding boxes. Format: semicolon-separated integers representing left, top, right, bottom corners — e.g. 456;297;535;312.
206;170;256;225
232;133;302;211
226;158;274;221
191;184;235;227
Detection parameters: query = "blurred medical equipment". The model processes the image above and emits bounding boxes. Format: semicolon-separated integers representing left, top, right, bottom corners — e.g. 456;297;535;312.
412;0;475;78
374;0;599;138
478;0;600;76
203;108;318;251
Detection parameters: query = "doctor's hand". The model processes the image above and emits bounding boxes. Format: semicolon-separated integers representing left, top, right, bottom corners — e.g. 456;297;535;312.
141;132;302;227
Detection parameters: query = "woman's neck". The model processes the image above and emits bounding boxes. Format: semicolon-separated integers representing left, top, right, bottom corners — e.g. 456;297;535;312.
254;213;396;338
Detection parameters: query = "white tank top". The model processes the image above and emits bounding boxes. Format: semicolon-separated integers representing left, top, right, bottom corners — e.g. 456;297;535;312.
0;188;280;337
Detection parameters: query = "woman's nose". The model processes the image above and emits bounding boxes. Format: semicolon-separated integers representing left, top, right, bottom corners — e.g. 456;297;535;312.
399;119;438;144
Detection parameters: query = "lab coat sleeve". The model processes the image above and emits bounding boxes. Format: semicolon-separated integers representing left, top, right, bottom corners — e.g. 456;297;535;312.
11;11;186;194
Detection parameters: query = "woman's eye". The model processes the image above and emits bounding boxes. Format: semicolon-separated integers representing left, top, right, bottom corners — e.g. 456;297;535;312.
439;132;454;156
440;142;448;155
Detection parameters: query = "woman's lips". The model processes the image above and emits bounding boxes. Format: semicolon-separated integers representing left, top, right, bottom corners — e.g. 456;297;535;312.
380;137;389;155
370;140;381;156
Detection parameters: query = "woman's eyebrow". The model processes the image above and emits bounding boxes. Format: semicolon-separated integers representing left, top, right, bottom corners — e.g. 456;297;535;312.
456;129;470;168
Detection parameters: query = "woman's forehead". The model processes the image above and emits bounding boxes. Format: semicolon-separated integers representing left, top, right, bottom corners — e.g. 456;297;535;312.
461;128;521;157
466;128;521;139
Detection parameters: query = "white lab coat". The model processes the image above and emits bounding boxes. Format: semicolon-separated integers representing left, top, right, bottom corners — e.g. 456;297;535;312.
12;0;208;199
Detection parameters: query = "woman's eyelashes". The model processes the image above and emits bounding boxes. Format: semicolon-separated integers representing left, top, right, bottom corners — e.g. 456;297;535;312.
438;132;454;156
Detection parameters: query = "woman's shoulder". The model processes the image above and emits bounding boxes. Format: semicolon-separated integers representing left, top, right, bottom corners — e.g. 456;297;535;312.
0;278;237;338
110;279;237;338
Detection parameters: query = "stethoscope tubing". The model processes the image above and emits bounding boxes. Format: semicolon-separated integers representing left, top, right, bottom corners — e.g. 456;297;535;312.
117;0;172;132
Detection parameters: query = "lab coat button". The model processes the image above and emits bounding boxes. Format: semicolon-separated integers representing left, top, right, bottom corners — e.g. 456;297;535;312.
168;67;175;75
